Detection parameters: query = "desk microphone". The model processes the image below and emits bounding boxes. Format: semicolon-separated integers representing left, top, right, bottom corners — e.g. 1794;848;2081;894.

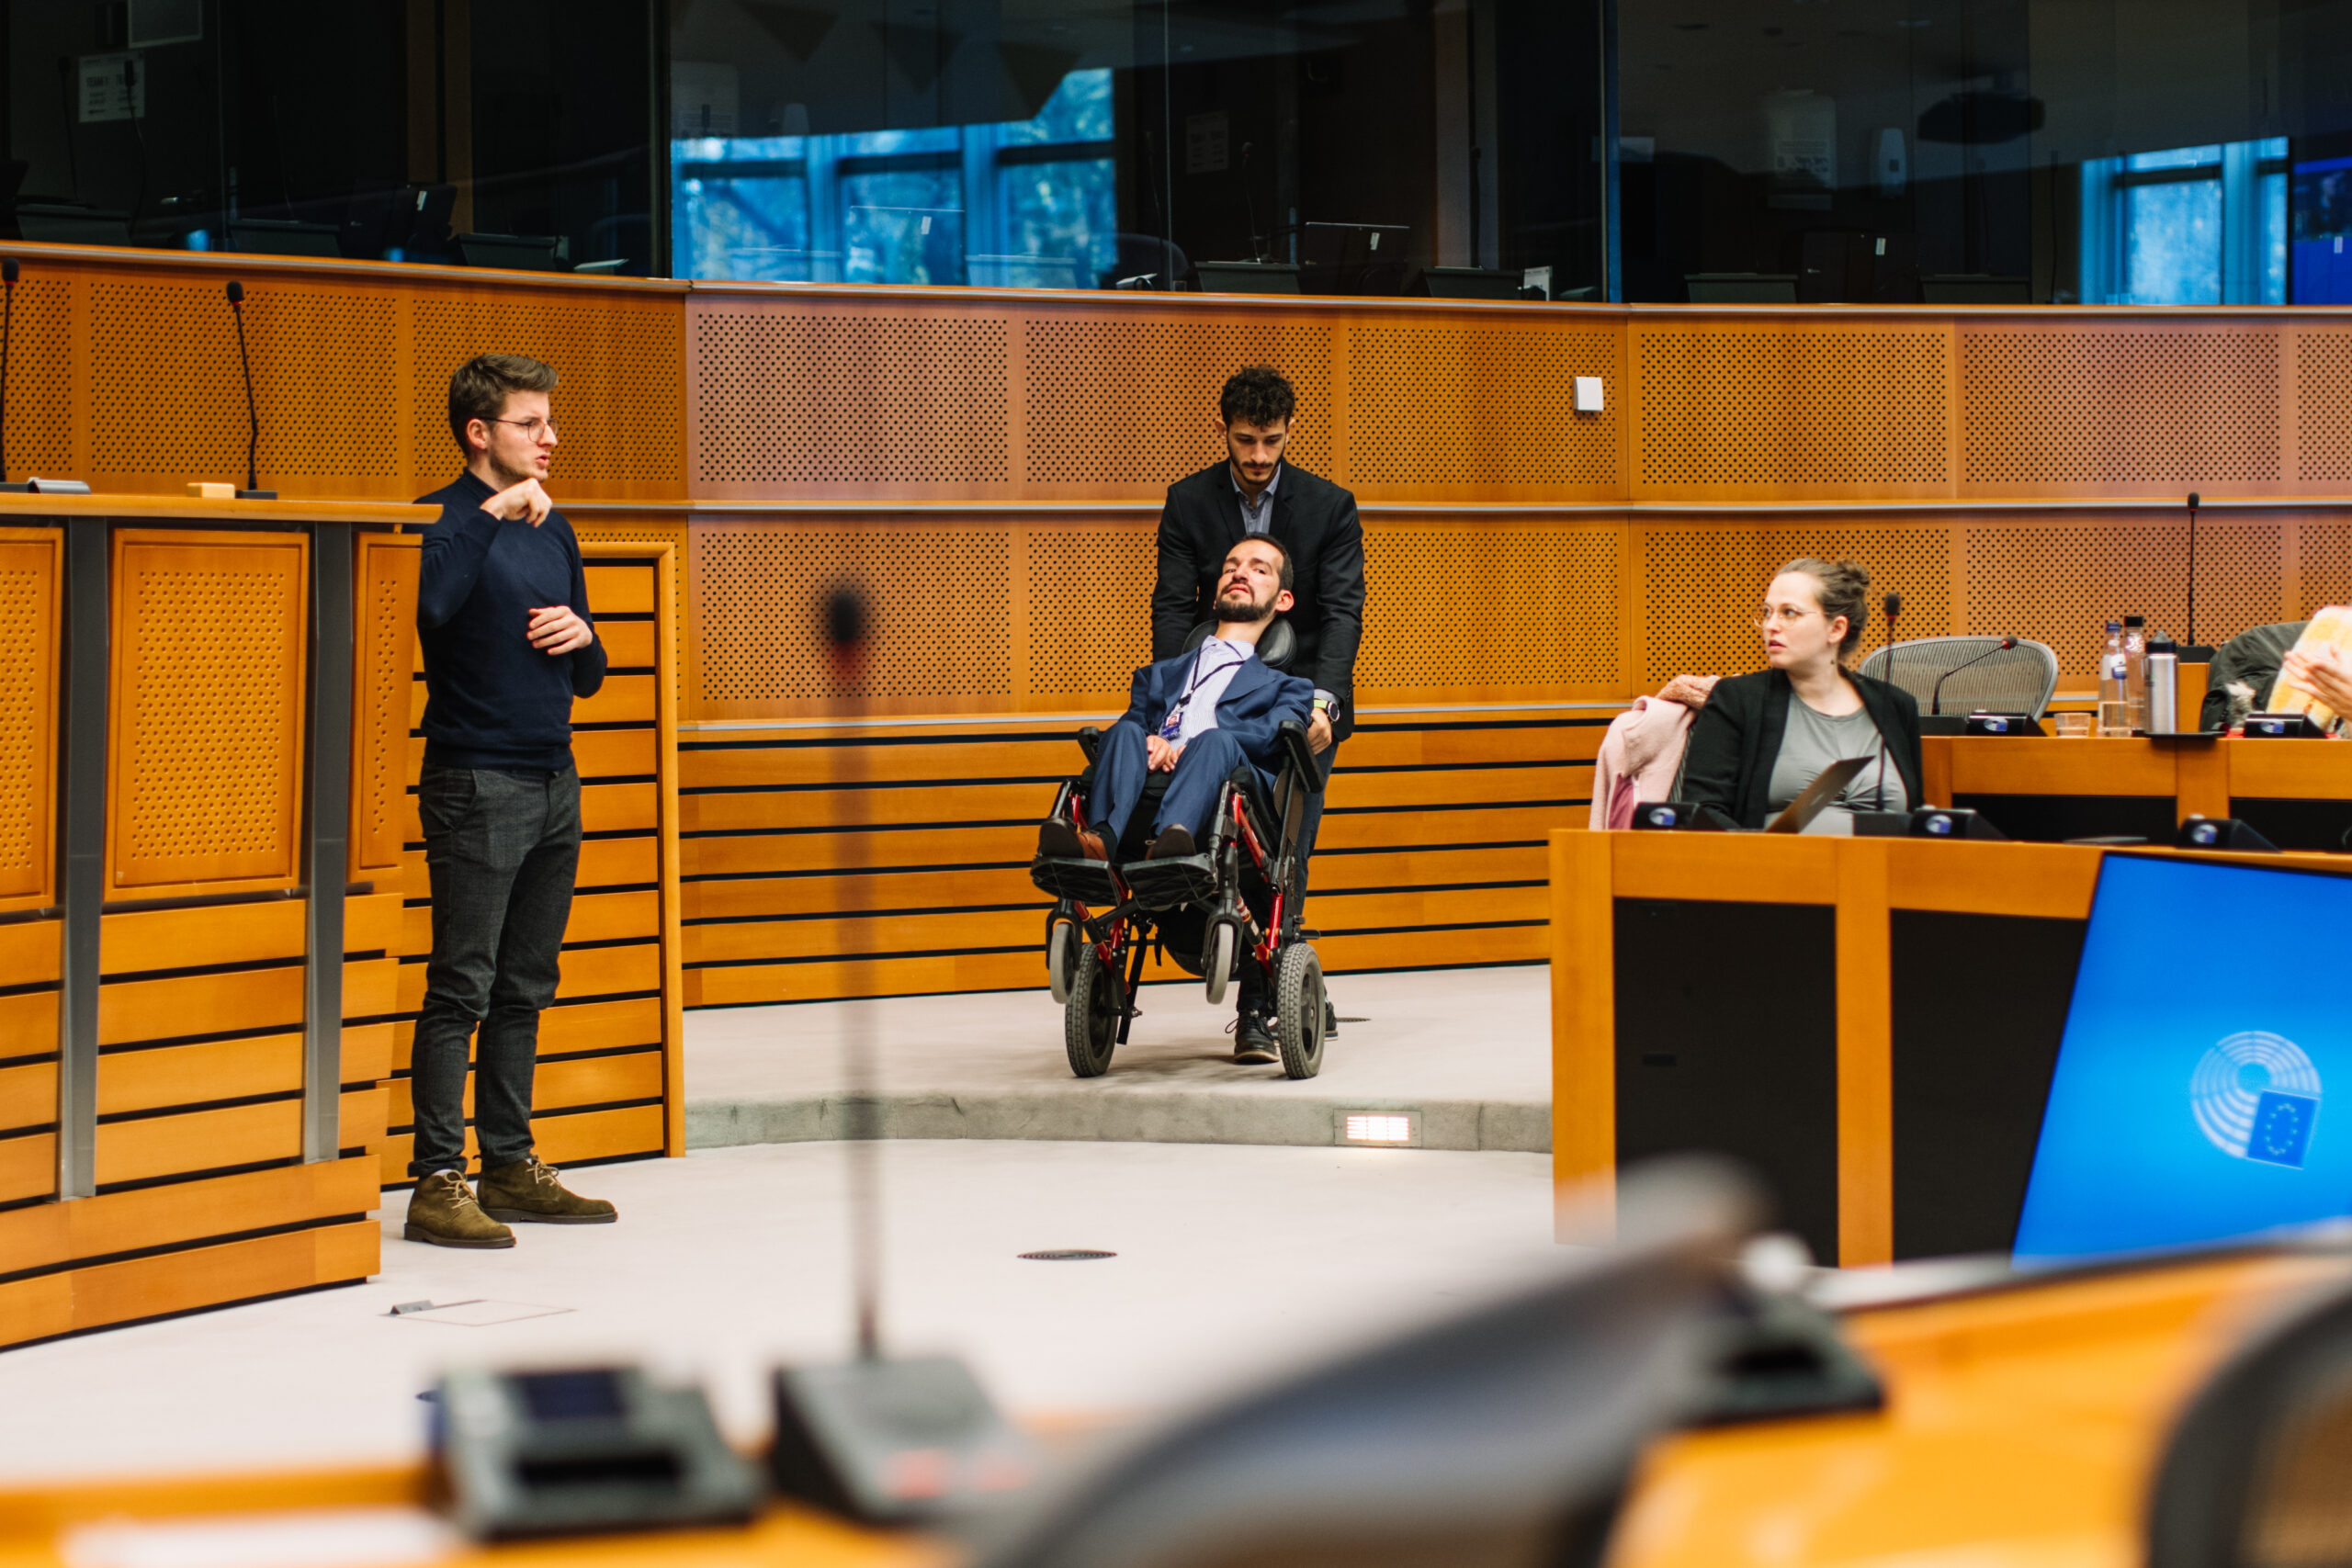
1930;637;2017;716
0;259;21;492
223;281;276;499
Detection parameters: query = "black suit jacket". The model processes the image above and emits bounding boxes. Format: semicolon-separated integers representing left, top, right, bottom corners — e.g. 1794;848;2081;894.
1680;668;1925;829
1149;461;1366;748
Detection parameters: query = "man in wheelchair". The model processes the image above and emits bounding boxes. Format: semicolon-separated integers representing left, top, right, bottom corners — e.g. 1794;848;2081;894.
1039;536;1314;870
1034;536;1325;1072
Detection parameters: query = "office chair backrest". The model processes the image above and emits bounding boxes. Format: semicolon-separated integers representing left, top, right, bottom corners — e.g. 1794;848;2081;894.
1860;636;2060;717
1183;617;1296;672
973;1161;1757;1568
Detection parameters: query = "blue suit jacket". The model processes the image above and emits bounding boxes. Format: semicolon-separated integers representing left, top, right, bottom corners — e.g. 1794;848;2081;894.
1121;647;1316;790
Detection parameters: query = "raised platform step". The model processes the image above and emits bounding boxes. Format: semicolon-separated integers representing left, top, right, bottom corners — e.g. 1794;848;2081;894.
684;965;1550;1155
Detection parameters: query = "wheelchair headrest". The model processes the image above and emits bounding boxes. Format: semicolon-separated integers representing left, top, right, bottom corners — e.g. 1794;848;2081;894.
1184;616;1296;671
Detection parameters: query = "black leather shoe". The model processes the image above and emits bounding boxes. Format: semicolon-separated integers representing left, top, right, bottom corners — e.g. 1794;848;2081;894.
1148;823;1196;860
1233;1012;1278;1065
1039;817;1111;863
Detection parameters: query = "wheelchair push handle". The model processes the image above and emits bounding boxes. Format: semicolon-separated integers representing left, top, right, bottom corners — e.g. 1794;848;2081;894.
1076;725;1102;763
1277;718;1317;784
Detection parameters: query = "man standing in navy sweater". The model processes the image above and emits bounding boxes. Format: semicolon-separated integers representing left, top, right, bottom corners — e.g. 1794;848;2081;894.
404;355;616;1248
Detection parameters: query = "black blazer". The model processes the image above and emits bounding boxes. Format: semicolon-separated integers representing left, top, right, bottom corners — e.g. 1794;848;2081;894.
1149;461;1367;746
1680;668;1925;829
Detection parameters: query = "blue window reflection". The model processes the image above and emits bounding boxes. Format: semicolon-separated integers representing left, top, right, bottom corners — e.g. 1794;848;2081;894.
670;70;1115;288
2080;137;2286;306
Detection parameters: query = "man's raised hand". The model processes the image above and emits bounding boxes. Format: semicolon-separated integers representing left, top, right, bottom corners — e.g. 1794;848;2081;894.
484;478;553;526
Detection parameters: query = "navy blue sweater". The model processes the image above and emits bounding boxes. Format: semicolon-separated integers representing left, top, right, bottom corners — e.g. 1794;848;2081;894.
415;471;607;772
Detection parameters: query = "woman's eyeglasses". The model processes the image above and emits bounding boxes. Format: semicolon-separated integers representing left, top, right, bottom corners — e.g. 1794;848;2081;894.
1753;606;1815;629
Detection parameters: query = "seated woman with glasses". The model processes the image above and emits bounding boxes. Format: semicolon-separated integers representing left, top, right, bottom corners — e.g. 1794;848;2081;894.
1679;558;1923;833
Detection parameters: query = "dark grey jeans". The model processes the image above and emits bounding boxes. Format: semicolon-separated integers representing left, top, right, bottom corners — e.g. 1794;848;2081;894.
410;763;582;1178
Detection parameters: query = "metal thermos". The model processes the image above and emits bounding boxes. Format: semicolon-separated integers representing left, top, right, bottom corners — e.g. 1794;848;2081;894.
2146;639;2179;735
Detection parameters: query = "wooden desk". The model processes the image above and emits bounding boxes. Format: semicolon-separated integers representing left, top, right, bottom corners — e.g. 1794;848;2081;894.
0;497;431;1349
1549;830;2342;1268
1923;734;2352;848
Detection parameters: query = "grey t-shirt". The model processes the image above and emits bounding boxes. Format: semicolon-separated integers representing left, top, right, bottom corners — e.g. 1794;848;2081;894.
1766;697;1908;834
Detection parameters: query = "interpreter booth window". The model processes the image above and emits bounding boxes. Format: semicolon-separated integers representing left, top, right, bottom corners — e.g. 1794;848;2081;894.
2076;140;2287;306
670;69;1115;288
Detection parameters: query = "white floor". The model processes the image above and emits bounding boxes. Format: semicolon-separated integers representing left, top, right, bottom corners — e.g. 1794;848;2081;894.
0;1141;1562;1483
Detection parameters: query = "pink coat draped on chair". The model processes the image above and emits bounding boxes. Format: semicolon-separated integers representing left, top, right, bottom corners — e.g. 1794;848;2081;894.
1589;688;1712;829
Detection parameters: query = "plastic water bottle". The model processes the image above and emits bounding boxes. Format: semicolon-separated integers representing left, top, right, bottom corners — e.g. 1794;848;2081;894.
2122;615;2149;733
2098;621;2128;737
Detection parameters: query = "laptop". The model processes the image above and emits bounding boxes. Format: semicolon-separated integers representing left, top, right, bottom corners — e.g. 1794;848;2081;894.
1761;755;1871;834
2013;853;2352;1261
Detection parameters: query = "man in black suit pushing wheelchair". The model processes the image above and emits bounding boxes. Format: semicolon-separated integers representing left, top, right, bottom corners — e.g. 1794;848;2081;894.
1149;366;1364;1057
1035;536;1325;1074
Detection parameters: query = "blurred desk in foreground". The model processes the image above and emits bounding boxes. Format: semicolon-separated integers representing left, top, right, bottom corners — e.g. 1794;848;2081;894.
1923;735;2352;848
1548;830;2341;1269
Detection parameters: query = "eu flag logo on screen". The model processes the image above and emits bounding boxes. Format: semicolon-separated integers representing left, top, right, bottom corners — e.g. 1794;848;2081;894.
2247;1091;2319;1168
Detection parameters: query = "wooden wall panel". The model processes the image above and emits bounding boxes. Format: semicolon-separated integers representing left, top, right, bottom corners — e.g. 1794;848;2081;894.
107;530;309;892
0;532;60;909
351;535;422;876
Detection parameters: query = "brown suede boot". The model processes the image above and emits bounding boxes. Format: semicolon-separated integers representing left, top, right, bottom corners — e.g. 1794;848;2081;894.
403;1170;516;1249
477;1156;617;1224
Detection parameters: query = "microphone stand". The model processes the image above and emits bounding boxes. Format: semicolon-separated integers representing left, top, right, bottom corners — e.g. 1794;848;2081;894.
225;280;276;499
1930;637;2018;716
2185;491;2200;649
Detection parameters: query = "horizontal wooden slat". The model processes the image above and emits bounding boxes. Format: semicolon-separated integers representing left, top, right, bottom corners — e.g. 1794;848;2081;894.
0;1131;55;1203
1310;885;1551;931
596;620;659;668
557;941;660;1000
399;902;432;958
1945;739;2177;796
1318;807;1582;852
0;990;58;1057
564;889;662;945
684;865;1043;921
583;564;656;615
341;1022;393;1086
1316;925;1546;970
345;892;402;954
98;966;303;1048
0;1157;377;1281
682;824;1033;878
582;782;659;833
682;738;1077;790
1329;763;1589;811
1303;844;1551;892
0;922;61;988
690;908;1034;967
98;1034;301;1117
1341;722;1611;767
342;955;398;1019
573;673;657;726
101;900;304;976
575;727;658;779
686;948;1058;1008
682;782;1042;833
2225;744;2352;799
376;1103;665;1179
579;835;660;888
0;1060;57;1133
95;1100;302;1187
542;995;666;1055
340;1086;390;1150
388;1049;663;1124
0;1220;377;1349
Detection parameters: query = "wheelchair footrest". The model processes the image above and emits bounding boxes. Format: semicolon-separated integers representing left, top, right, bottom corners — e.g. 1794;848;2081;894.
1120;853;1217;910
1030;855;1118;906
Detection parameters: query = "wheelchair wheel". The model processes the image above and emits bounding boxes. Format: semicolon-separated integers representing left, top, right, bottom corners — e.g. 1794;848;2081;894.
1202;921;1238;1007
1046;919;1078;1005
1064;943;1124;1078
1274;943;1328;1080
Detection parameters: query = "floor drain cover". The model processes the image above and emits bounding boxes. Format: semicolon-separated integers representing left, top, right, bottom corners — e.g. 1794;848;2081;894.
1019;1249;1117;1261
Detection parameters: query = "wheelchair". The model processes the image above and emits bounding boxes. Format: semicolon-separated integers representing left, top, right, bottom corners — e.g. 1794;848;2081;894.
1028;622;1329;1081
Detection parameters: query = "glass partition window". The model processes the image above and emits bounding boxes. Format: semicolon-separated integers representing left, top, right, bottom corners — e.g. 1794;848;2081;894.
2079;140;2287;306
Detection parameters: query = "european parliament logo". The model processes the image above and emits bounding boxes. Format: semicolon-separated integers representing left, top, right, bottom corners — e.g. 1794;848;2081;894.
2191;1032;2321;1168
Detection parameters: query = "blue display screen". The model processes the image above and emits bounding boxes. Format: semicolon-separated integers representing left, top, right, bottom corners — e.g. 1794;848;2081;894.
2014;854;2352;1261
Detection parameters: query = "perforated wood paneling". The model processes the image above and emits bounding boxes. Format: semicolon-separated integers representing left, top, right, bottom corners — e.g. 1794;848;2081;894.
1023;320;1331;485
1966;522;2282;677
90;282;399;480
1635;328;1948;489
350;536;418;874
693;314;1008;486
1642;525;1953;685
2;279;74;480
110;533;307;889
576;518;690;704
1962;331;2280;486
2296;335;2352;482
1358;525;1618;687
1350;327;1617;489
1024;526;1156;695
0;536;58;902
2301;522;2352;616
694;526;1010;702
412;294;683;487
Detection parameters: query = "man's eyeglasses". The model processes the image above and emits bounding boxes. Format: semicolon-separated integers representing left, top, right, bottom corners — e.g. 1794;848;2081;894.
1753;606;1815;628
489;417;557;439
